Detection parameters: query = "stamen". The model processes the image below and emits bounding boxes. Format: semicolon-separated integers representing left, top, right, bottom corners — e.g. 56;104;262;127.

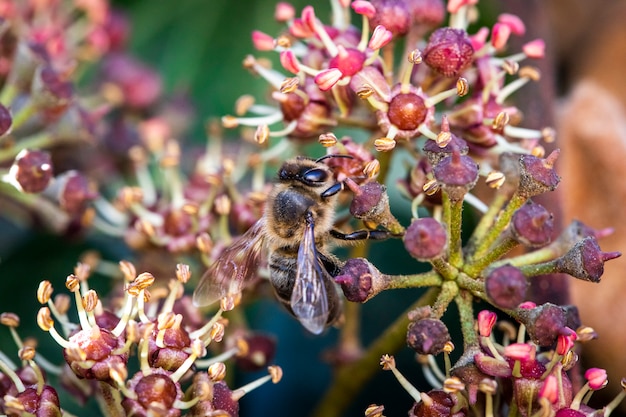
380;354;422;403
231;366;283;401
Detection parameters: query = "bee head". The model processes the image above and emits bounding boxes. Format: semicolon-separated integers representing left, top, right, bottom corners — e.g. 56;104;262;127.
278;155;352;187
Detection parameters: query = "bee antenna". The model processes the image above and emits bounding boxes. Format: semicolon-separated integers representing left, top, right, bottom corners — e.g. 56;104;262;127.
315;154;354;163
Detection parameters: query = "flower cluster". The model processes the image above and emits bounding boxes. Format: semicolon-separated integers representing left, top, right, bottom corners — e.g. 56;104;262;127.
378;312;626;417
1;260;281;416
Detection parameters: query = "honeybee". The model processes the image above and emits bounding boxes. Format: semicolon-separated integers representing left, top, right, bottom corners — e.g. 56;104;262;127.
193;155;389;334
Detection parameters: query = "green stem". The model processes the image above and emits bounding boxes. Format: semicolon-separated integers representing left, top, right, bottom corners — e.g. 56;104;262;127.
385;270;443;289
0;131;53;163
463;234;518;277
310;288;439;417
431;257;458;280
430;280;458;319
489;243;563;269
0;82;18;107
467;191;509;251
471;193;526;260
517;260;558;277
456;272;485;297
455;290;478;349
11;99;38;131
447;196;464;268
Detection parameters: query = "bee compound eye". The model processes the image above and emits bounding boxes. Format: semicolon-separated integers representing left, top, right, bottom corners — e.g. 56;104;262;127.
302;168;328;184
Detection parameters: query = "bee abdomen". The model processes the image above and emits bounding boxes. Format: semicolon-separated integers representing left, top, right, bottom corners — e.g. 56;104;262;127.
268;250;343;327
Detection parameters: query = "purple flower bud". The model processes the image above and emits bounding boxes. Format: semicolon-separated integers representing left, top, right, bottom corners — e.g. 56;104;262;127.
10;385;61;417
517;150;561;197
349;181;385;218
409;389;466;417
235;333;277;372
211;381;240;417
511;201;554;247
407;318;450;355
555;236;621;283
347;179;404;235
403;218;447;261
368;0;411;37
485;265;528;309
423;134;468;166
433;149;479;201
516;303;567;347
43;170;98;216
423;28;474;77
335;258;385;302
9;149;53;193
31;66;73;111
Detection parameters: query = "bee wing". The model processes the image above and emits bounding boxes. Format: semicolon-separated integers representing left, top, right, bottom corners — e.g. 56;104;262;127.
193;218;266;307
290;215;329;334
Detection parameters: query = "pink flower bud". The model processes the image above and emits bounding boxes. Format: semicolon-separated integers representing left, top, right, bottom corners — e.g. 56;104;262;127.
251;30;275;51
556;328;577;356
289;18;315;38
523;39;545;59
368;25;393;50
497;13;526;36
491;23;511;50
469;27;489;51
477;310;497;337
503;343;535;362
314;68;343;91
279;50;301;74
352;0;376;18
301;5;317;32
274;2;295;22
518;301;536;309
585;368;608;390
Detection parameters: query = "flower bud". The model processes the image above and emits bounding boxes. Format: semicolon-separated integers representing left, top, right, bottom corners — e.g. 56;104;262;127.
368;0;411;37
485;265;528;309
407;318;450;355
555;236;621;283
335;258;386;302
423;135;469;166
8;149;53;193
511;200;554;247
517;150;561;198
423;28;474;77
45;170;98;215
235;333;277;371
403;218;447;261
347;179;404;235
433;149;479;202
515;303;567;347
410;389;465;417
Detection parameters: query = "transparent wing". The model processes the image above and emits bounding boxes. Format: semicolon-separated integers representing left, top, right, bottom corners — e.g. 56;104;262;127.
290;214;329;334
193;219;266;307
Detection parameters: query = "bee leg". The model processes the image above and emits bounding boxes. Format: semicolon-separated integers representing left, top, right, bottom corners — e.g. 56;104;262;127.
320;181;345;199
330;229;390;241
